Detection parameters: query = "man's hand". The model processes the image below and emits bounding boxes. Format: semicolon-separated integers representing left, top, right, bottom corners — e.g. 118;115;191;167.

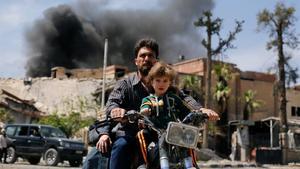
96;134;112;153
200;108;220;121
111;108;126;122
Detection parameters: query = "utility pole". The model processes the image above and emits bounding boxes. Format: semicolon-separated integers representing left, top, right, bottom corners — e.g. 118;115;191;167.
101;38;108;114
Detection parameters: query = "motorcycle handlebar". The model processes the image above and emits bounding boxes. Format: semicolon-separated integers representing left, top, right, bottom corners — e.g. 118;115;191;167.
182;111;208;125
107;109;208;127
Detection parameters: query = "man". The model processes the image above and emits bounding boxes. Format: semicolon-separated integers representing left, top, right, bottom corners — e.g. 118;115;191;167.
94;38;219;169
229;130;237;161
0;129;7;163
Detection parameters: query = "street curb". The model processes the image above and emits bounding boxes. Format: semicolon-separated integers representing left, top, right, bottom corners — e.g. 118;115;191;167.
197;162;258;168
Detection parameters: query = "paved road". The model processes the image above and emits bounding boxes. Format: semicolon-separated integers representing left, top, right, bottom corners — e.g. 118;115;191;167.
199;160;300;169
0;163;79;169
0;160;80;169
1;160;300;169
2;163;300;169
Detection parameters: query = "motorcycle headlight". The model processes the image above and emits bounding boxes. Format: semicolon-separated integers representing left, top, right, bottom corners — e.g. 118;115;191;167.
165;122;200;149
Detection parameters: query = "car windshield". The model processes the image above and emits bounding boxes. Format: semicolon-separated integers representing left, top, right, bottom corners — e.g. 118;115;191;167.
40;127;67;138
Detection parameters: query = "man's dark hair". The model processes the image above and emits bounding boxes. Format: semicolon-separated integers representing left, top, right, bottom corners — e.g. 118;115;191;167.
134;38;159;58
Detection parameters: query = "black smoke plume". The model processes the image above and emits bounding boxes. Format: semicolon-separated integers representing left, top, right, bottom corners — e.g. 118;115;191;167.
25;0;214;77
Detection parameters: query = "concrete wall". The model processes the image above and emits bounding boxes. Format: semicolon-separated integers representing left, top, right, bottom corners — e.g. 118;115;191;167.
51;65;128;80
172;58;205;76
0;77;111;118
240;79;277;121
287;149;300;163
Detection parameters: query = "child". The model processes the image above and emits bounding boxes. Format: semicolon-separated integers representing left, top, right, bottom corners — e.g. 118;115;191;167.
139;62;196;169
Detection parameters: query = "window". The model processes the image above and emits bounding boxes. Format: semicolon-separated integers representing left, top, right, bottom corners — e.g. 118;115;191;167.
292;106;296;116
291;106;300;117
40;127;67;138
297;107;300;117
16;126;29;136
5;126;17;137
29;126;40;137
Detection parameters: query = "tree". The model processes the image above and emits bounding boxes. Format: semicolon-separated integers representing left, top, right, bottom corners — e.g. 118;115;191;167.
38;96;97;137
38;112;95;138
213;64;232;125
257;2;299;134
257;2;299;163
0;108;14;123
242;90;262;120
266;55;299;88
194;11;243;147
180;75;204;103
284;55;299;88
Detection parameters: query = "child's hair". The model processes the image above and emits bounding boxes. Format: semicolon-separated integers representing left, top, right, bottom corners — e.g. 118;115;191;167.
147;62;178;93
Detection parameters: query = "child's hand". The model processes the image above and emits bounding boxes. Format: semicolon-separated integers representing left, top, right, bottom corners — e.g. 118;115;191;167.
141;108;151;116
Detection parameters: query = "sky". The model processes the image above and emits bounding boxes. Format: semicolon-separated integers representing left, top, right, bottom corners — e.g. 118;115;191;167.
0;0;299;84
213;0;300;77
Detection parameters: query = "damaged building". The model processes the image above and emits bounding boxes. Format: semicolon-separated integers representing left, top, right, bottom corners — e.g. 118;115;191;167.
0;65;128;124
0;87;45;124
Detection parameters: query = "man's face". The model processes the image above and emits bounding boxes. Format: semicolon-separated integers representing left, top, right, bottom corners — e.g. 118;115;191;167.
135;47;157;76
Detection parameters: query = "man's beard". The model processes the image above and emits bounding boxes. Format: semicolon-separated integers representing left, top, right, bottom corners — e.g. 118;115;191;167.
138;64;152;76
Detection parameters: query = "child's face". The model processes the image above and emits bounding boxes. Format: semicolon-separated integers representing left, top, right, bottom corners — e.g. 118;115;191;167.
151;76;171;96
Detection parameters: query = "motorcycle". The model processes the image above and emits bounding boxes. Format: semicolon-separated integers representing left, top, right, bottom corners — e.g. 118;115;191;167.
87;110;208;169
134;110;208;169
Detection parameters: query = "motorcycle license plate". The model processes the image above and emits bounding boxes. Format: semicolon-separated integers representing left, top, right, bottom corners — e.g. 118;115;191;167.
165;122;200;149
75;150;83;154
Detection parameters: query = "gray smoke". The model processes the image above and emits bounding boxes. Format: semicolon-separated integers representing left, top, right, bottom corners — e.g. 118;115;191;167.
25;0;214;77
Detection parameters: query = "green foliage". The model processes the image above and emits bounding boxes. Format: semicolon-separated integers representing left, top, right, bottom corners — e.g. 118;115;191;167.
213;64;232;82
257;2;298;131
180;75;204;102
195;10;243;147
38;112;95;138
180;75;202;92
213;64;232;113
266;55;299;87
0;108;14;123
214;82;230;103
38;96;98;137
257;3;298;50
194;10;243;108
243;90;263;120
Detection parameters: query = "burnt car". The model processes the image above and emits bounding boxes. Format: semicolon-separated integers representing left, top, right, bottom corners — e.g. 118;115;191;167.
5;124;87;167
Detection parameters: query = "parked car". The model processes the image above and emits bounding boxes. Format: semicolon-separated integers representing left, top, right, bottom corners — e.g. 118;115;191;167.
4;124;87;167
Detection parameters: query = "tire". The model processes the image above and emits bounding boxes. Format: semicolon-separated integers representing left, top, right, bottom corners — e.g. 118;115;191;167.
69;159;82;167
6;147;17;164
44;148;59;166
27;157;41;165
